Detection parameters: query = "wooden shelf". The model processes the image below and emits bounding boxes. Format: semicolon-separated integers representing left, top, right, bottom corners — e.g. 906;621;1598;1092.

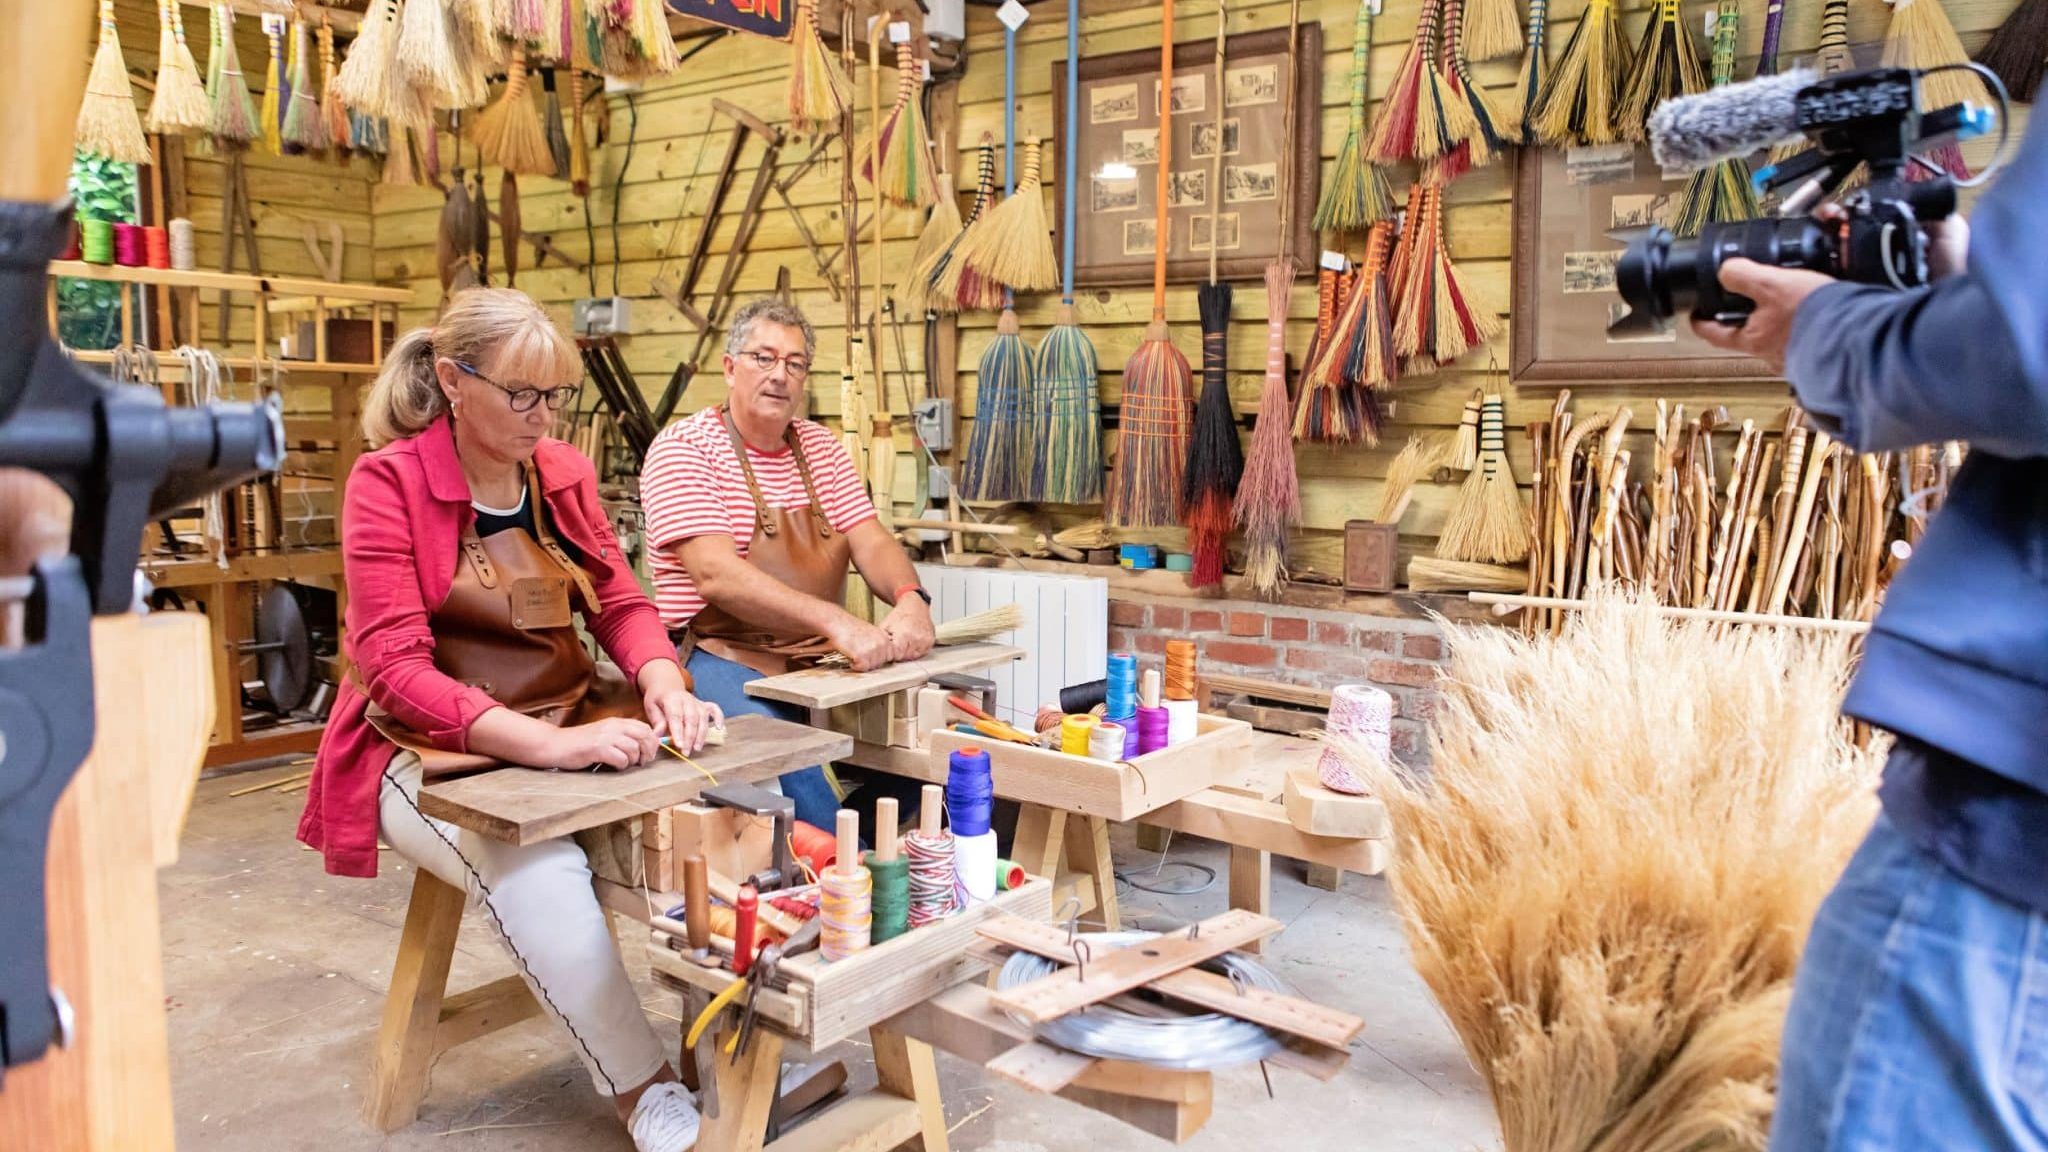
203;719;324;769
49;260;415;306
68;349;382;377
141;547;344;590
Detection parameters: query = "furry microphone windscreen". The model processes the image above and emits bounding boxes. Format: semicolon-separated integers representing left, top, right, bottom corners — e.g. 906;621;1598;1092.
1649;67;1812;170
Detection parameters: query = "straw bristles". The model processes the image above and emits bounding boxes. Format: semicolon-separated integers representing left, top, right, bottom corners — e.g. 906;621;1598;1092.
1465;0;1526;62
1529;0;1633;147
1392;185;1501;374
1619;0;1710;143
814;604;1026;668
956;138;1060;296
789;0;849;132
318;22;352;152
1297;221;1393;444
932;141;1001;313
1977;0;2048;101
1106;321;1195;529
335;0;402;122
1183;281;1242;588
1438;0;1512;176
471;50;558;176
79;3;151;165
1315;0;1396;232
1334;592;1882;1152
400;0;489;110
1883;0;1992;109
542;69;572;178
1509;0;1550;139
1377;434;1455;522
283;21;328;151
1034;303;1105;504
1438;395;1530;563
900;174;963;312
1404;556;1528;591
873;53;939;208
150;0;213;133
1366;0;1480;163
960;309;1034;502
1234;259;1302;597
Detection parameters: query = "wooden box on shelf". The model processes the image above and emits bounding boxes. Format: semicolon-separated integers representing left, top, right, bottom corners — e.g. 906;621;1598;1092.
1343;520;1398;594
921;714;1254;822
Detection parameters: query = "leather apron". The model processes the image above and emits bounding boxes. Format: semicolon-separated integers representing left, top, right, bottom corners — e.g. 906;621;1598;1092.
677;408;853;677
366;464;645;777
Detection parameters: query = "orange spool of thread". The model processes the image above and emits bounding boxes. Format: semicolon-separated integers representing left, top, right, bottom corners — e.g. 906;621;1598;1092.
1164;640;1198;701
790;818;838;874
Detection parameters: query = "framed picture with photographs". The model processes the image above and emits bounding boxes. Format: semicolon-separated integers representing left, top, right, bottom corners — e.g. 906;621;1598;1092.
1511;141;1776;385
1054;25;1321;287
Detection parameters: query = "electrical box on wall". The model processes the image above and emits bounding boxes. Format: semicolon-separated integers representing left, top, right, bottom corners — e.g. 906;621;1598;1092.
913;398;954;452
924;0;964;41
573;297;633;336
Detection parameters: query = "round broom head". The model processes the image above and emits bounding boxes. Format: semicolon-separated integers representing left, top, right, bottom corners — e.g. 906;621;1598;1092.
149;0;213;133
1464;0;1526;62
900;173;963;311
78;3;151;165
1234;258;1302;596
472;51;558;176
1106;322;1195;529
1529;0;1634;147
1884;0;1993;109
960;310;1035;502
1618;0;1710;143
1977;0;2048;101
1033;304;1105;504
789;0;849;132
956;138;1061;295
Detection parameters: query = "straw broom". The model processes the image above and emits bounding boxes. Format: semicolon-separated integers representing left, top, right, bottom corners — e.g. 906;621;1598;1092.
1034;0;1105;506
1978;0;2048;101
1619;0;1708;143
961;310;1032;503
1107;0;1194;530
867;49;938;209
209;4;263;148
335;0;400;122
1234;259;1302;597
789;0;849;133
1529;0;1633;147
1334;593;1881;1152
472;48;558;177
1297;219;1393;443
1301;264;1341;390
1366;0;1479;163
399;0;485;111
1885;0;1992;111
318;19;352;153
1437;394;1530;564
1467;0;1524;62
899;172;962;313
1507;0;1549;139
1378;434;1456;522
1314;0;1396;233
542;69;572;179
1180;0;1242;589
926;138;996;314
148;0;212;134
814;605;1025;668
1393;183;1501;374
78;0;150;165
1436;0;1512;180
283;20;328;152
956;138;1060;299
258;15;286;155
1675;0;1759;237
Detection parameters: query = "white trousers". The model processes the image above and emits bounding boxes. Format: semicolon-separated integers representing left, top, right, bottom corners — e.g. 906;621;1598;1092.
377;752;668;1097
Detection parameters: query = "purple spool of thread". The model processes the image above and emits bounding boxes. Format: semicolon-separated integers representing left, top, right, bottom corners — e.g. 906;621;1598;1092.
1136;705;1169;755
112;223;147;267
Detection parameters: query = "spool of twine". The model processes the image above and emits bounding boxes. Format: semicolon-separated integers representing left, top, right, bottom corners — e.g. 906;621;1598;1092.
1164;698;1199;746
863;851;911;943
167;218;197;270
142;226;170;270
80;219;115;265
60;219;81;261
1317;683;1394;795
1060;713;1097;755
945;747;994;836
1090;720;1126;761
819;865;873;961
904;831;958;926
1164;640;1198;701
790;818;838;875
1105;653;1138;719
1035;705;1065;735
113;223;146;267
995;858;1027;890
1061;678;1109;714
1136;704;1169;755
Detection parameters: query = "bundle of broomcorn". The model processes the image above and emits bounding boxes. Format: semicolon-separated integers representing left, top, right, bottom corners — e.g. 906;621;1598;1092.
1334;592;1884;1152
813;604;1025;668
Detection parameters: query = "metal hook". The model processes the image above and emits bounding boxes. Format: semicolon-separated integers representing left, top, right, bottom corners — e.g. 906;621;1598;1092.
1229;967;1250;998
1071;938;1092;982
1056;896;1083;947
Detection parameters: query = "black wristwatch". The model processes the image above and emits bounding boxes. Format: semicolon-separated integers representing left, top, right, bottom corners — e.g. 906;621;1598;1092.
895;584;933;607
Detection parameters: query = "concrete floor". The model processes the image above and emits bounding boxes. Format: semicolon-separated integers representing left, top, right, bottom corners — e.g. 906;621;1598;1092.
162;765;1499;1152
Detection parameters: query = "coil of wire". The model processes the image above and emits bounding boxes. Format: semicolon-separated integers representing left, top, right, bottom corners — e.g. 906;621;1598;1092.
996;931;1288;1069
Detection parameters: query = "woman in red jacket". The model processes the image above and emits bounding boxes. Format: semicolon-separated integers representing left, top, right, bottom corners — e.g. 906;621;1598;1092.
299;288;712;1150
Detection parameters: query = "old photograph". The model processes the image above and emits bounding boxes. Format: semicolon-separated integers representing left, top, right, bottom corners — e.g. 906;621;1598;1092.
1121;127;1160;165
1090;81;1140;124
1609;192;1676;230
1093;174;1140;213
1123;217;1158;256
1225;63;1280;107
1564;142;1636;186
1152;73;1205;115
1563;250;1623;294
1168;170;1208;209
1190;118;1242;159
1190;212;1242;252
1224;162;1277;203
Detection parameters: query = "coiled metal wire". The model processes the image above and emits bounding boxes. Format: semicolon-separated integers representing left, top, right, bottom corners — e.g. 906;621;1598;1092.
996;931;1288;1069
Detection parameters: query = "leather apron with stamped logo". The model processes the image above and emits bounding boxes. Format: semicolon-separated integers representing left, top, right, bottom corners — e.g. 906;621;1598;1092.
677;407;854;677
367;463;646;777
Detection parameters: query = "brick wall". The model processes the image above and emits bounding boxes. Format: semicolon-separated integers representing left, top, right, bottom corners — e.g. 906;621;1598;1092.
1106;592;1451;760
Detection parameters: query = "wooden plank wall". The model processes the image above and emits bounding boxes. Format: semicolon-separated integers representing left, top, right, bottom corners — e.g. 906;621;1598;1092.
370;0;2023;579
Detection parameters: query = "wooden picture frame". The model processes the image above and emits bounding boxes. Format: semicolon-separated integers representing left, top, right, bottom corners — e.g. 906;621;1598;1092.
1052;25;1321;287
1510;143;1777;386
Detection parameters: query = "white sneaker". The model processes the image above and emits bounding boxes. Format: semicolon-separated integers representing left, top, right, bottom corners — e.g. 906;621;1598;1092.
628;1081;701;1152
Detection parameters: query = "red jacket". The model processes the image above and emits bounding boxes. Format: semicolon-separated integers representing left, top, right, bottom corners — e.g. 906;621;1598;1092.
298;416;677;878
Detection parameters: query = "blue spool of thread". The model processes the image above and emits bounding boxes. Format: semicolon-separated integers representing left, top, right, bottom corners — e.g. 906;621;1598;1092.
1105;653;1138;720
1118;543;1160;570
945;747;995;837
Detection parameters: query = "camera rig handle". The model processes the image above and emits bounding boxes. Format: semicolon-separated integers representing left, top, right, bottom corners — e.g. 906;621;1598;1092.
0;197;281;1081
1757;68;1992;215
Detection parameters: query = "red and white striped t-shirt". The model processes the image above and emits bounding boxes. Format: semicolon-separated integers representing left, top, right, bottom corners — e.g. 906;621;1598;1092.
641;407;877;629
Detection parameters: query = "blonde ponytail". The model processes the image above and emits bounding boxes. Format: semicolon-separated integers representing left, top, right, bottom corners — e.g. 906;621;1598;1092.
360;287;580;449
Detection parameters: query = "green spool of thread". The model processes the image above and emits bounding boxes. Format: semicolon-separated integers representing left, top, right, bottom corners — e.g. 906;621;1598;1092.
996;858;1025;891
80;218;115;265
864;851;912;943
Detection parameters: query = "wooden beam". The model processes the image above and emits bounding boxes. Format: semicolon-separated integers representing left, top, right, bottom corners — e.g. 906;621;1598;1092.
434;975;541;1055
1141;789;1390;875
987;909;1282;1024
743;643;1022;710
1281;771;1392;839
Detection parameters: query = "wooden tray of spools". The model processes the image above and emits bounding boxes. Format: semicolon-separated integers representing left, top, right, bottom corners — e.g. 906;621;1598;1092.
649;877;1053;1050
921;714;1254;822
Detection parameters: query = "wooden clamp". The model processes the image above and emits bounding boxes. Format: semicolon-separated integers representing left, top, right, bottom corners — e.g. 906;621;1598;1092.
986;909;1283;1024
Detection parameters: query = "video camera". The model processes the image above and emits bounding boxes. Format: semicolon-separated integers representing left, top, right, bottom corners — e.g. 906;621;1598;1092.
1608;65;2006;337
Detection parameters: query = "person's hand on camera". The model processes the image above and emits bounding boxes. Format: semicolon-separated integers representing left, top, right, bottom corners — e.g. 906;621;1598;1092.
829;614;896;672
543;716;660;769
1812;203;1970;280
1690;258;1837;372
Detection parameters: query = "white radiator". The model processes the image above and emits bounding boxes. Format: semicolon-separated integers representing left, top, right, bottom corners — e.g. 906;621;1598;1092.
915;563;1108;720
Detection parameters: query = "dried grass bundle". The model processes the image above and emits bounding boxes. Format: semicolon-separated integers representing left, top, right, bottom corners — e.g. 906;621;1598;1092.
400;0;489;110
335;0;401;120
1977;0;2048;101
78;0;151;165
149;0;213;134
1404;556;1527;591
1334;592;1882;1152
956;137;1060;296
1438;394;1530;563
1437;0;1512;176
1377;434;1455;522
868;50;939;208
283;20;329;152
1529;0;1633;147
1509;0;1550;139
901;173;963;312
932;139;1002;313
1366;0;1479;163
789;0;849;132
1315;0;1396;232
1618;0;1710;143
471;49;558;176
1466;0;1525;62
1883;0;1991;111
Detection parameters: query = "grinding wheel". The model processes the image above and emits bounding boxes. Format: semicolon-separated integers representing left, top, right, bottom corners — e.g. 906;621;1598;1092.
254;584;312;713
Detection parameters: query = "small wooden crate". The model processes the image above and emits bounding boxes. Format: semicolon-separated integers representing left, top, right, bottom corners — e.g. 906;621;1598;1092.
648;878;1053;1050
923;714;1254;822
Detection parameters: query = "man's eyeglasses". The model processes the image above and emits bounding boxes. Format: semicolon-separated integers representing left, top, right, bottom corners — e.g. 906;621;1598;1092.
452;361;581;413
734;348;812;380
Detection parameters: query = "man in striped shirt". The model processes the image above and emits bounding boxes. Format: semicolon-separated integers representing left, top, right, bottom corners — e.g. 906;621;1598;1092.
641;298;933;827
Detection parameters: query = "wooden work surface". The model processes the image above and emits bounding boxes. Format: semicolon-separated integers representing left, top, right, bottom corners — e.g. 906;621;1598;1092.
742;643;1022;709
419;714;849;845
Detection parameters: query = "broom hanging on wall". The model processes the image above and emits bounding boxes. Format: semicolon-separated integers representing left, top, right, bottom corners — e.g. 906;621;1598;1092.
1675;0;1759;236
1392;182;1501;374
959;35;1038;505
1436;0;1512;177
472;48;559;177
334;0;400;123
1314;0;1396;233
1977;0;2048;102
283;19;328;153
1436;392;1531;564
1618;0;1708;144
1510;0;1548;138
1528;0;1633;147
790;0;849;132
78;0;151;165
1183;0;1241;588
1106;0;1195;529
1756;0;1789;75
871;47;938;209
319;18;352;153
923;137;995;314
1883;0;1986;177
1467;0;1524;61
956;137;1060;299
209;4;263;148
1033;0;1105;505
149;0;212;134
1366;0;1479;163
900;172;962;313
1297;218;1394;444
259;15;286;155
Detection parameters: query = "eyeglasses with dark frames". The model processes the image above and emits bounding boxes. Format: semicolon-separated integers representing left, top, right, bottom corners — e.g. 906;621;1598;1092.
452;360;582;413
733;348;812;380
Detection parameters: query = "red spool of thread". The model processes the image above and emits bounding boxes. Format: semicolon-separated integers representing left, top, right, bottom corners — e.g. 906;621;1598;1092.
112;223;147;267
60;219;81;262
790;819;838;874
142;226;171;270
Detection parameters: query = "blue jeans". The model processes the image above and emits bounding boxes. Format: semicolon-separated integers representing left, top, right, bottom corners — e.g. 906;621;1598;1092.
1771;811;2048;1151
684;646;841;830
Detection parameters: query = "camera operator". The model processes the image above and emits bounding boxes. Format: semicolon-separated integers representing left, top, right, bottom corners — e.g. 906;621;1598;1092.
1694;104;2048;1150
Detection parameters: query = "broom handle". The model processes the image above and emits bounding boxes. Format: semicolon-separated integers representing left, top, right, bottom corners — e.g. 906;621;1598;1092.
1208;0;1225;286
1277;0;1301;256
1063;0;1078;304
1005;13;1018;310
1154;0;1174;320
